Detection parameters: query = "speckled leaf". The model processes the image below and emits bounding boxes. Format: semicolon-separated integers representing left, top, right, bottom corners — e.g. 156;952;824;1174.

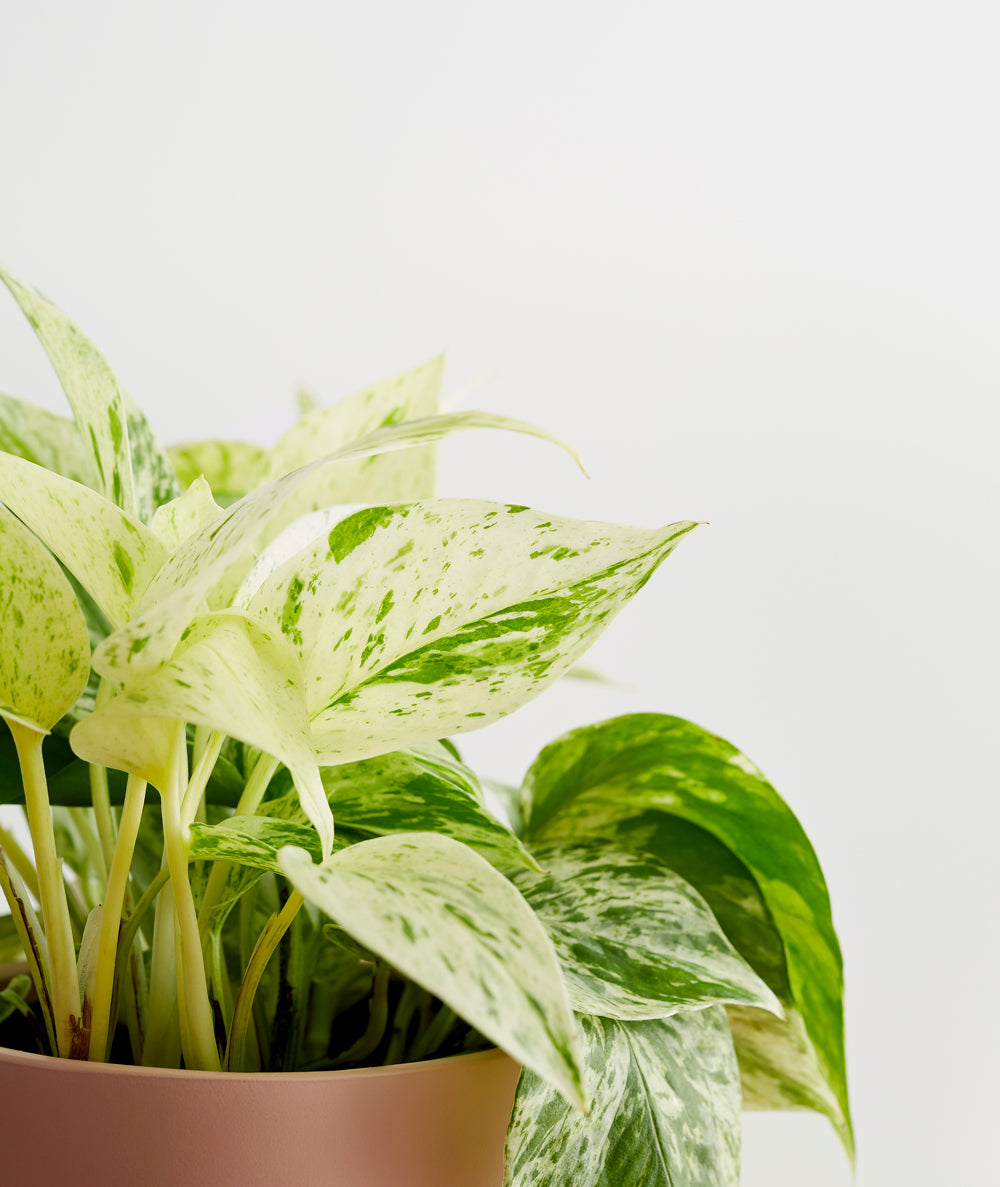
0;392;94;486
278;832;586;1108
74;613;331;855
253;356;444;533
521;714;852;1160
95;414;578;682
251;502;696;765
119;389;182;520
266;744;536;870
505;1010;741;1187
0;506;91;732
188;816;323;871
0;453;167;629
148;476;224;550
0;265;137;516
168;440;266;507
510;842;781;1020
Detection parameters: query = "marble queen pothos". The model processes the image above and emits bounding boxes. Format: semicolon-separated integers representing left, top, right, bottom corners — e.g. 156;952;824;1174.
0;264;850;1186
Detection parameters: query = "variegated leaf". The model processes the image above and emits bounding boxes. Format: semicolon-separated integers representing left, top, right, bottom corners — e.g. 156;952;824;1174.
0;392;94;486
168;440;266;507
265;744;536;871
0;506;91;732
0;453;167;629
120;389;182;520
188;816;323;871
254;355;444;512
520;713;853;1160
74;612;332;854
250;502;696;765
505;1010;741;1187
95;414;579;682
278;832;586;1109
0;265;137;516
510;842;781;1020
148;477;224;550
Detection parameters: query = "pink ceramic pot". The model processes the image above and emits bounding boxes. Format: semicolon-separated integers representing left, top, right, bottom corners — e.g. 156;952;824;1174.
0;1044;521;1186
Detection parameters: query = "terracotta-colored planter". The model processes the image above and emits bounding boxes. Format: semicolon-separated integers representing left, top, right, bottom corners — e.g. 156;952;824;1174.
0;1044;521;1186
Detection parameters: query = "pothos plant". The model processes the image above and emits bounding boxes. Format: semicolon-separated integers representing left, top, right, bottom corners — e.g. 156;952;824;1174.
0;264;851;1185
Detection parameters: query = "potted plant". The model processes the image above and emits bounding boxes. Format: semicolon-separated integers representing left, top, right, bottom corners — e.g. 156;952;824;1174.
0;265;851;1185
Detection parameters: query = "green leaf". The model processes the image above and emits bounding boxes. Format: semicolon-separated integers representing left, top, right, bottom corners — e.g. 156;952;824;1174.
505;1010;741;1187
73;612;332;854
255;355;444;504
0;913;25;962
148;477;224;551
0;453;167;629
168;440;266;507
510;842;781;1020
0;506;91;732
0;392;94;486
278;832;586;1109
250;502;696;764
119;389;182;521
188;816;323;871
520;713;852;1160
0;973;33;1024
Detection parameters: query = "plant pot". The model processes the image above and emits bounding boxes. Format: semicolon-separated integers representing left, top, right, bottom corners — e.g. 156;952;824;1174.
0;1043;521;1187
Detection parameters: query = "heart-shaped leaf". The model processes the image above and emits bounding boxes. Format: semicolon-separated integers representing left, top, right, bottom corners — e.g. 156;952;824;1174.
520;713;852;1161
250;502;696;764
510;842;781;1020
505;1009;741;1187
278;832;586;1110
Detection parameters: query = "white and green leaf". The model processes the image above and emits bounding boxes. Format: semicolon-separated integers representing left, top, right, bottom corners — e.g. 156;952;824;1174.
520;713;853;1160
0;392;94;486
168;440;266;507
510;842;781;1020
148;477;224;551
188;816;324;871
278;832;586;1109
0;453;167;629
75;612;332;854
250;502;696;765
266;745;536;871
505;1010;742;1187
0;506;91;732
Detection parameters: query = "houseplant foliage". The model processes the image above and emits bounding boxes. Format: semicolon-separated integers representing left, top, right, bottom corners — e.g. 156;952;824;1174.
0;265;852;1184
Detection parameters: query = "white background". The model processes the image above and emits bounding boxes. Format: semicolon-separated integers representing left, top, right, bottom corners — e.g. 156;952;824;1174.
1;3;997;1184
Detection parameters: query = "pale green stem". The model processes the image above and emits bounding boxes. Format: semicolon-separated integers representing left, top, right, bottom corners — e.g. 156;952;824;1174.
0;844;56;1053
226;889;304;1073
88;765;114;881
160;724;220;1071
87;774;148;1062
0;819;40;902
9;721;82;1057
143;875;181;1067
180;730;226;830
198;753;280;936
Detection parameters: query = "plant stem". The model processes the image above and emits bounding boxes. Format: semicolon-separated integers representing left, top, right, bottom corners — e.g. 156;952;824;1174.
226;889;303;1072
87;774;148;1062
409;1001;459;1063
197;752;280;936
8;721;83;1057
88;765;115;880
143;876;181;1067
160;724;220;1071
180;730;226;829
0;818;40;902
335;960;391;1067
0;844;56;1053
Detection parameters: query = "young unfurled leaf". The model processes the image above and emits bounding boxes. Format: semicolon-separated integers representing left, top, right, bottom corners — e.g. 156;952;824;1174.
75;613;332;855
0;506;91;733
148;477;224;551
278;832;586;1110
0;392;94;486
520;713;853;1160
250;502;696;765
509;842;781;1020
505;1010;741;1187
265;745;537;871
0;454;167;629
168;440;266;507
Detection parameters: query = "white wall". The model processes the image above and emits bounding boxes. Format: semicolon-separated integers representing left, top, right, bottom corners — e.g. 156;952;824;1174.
2;4;997;1183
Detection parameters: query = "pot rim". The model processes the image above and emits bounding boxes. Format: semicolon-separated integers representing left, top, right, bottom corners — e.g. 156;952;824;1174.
0;1042;512;1083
